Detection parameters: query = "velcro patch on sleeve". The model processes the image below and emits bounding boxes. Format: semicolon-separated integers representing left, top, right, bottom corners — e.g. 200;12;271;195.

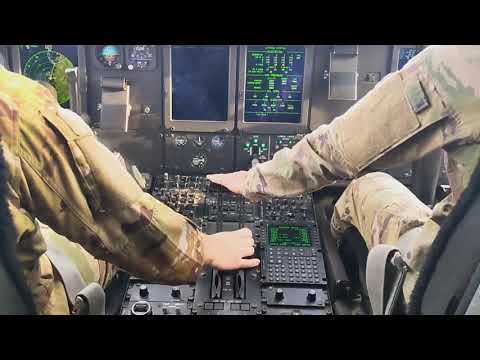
405;79;430;114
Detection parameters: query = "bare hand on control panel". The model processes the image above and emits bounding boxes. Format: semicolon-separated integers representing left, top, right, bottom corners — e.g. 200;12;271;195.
200;228;259;270
207;171;248;195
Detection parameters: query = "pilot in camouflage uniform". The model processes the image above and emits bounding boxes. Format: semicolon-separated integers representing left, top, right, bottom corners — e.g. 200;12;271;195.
222;45;480;302
0;67;206;314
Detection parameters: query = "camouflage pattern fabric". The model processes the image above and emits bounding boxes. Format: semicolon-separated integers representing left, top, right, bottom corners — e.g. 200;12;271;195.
330;172;436;302
242;46;480;303
243;46;480;203
0;67;204;314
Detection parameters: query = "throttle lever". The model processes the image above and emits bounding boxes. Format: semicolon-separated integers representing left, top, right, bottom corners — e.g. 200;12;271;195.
210;269;222;299
234;270;246;299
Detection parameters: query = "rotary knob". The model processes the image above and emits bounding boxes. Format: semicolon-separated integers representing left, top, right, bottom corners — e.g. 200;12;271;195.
171;286;181;298
275;288;284;301
307;289;317;302
193;136;206;147
139;284;149;298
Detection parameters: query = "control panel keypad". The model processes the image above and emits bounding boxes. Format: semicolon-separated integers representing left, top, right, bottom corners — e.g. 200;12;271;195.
266;247;323;285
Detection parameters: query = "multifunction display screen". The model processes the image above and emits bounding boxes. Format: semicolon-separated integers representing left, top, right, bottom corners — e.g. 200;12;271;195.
244;46;306;123
268;225;312;247
171;46;230;121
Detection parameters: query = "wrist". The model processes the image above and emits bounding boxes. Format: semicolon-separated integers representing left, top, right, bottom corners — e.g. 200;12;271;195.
199;232;213;266
242;169;264;202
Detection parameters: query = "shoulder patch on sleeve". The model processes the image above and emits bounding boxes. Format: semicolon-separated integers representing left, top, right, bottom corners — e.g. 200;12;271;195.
405;79;430;114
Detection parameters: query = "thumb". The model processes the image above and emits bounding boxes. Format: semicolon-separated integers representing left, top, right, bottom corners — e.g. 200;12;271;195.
239;258;260;268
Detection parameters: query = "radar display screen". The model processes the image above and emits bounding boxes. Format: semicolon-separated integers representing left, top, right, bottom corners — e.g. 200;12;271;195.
268;225;312;247
20;45;78;108
244;46;306;123
398;48;418;70
171;46;230;121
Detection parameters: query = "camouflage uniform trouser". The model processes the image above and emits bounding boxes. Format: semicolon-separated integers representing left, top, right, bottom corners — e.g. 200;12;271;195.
331;172;437;303
37;223;116;315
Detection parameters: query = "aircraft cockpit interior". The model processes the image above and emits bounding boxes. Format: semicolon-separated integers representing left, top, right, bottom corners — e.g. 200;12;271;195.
2;44;478;316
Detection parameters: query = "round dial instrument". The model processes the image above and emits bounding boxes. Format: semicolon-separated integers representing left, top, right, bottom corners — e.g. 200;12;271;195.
193;136;206;147
175;136;188;147
211;135;225;149
96;45;122;69
191;153;207;169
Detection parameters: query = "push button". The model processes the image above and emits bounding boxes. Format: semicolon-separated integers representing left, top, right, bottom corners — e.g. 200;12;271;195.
204;302;214;310
214;302;225;310
240;304;251;311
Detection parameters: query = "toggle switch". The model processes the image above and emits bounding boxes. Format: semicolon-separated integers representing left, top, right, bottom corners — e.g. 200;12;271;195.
171;286;181;298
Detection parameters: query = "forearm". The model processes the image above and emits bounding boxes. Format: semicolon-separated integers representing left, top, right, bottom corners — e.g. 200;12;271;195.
95;192;205;284
15;99;206;284
242;46;458;201
242;124;352;201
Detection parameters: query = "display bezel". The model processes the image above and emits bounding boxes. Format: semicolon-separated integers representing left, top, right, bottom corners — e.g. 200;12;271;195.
0;46;8;69
163;45;237;133
237;45;313;135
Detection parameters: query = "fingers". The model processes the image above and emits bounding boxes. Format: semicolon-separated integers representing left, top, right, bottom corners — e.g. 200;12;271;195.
238;258;260;268
232;237;253;248
240;246;255;257
207;174;224;185
237;227;252;237
235;229;254;247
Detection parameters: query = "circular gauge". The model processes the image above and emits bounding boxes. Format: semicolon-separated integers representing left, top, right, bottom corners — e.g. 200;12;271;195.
211;135;225;150
22;49;74;106
193;136;206;147
175;135;188;147
191;153;207;169
96;45;122;69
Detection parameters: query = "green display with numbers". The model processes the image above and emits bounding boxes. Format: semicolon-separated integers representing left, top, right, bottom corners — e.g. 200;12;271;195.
268;225;312;247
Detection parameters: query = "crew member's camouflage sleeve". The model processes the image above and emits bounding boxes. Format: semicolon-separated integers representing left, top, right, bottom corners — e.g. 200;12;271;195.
242;45;480;202
0;67;204;284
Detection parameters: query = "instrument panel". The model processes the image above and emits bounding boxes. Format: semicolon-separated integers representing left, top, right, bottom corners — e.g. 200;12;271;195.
120;174;332;316
6;45;427;315
95;45;158;71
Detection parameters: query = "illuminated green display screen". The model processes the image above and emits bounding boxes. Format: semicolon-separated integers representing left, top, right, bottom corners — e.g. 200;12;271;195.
268;225;311;247
244;46;305;123
19;45;78;108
